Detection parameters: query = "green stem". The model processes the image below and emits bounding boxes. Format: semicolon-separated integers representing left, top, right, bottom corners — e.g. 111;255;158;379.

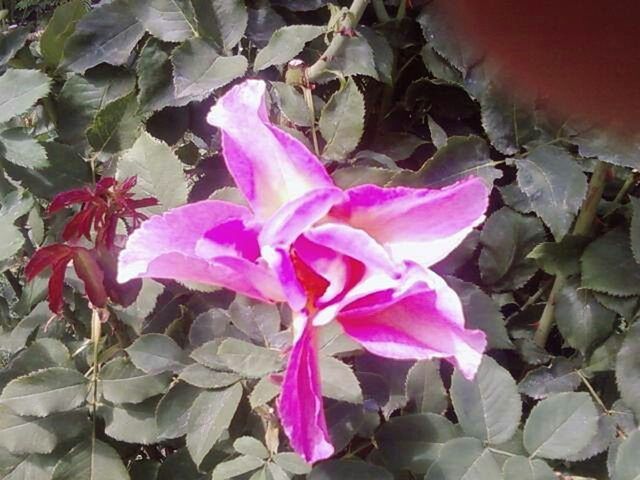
396;0;407;19
90;309;102;444
603;172;638;218
534;161;609;347
302;86;320;156
306;0;371;81
372;0;390;22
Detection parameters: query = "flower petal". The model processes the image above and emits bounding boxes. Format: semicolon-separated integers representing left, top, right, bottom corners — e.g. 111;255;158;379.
332;177;489;267
117;200;284;302
337;269;486;379
278;316;334;463
259;188;346;310
207;80;334;219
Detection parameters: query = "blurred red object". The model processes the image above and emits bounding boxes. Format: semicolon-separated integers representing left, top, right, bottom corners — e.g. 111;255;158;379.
443;0;640;134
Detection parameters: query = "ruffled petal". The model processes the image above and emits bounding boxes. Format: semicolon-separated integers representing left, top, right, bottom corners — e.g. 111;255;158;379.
278;315;334;463
259;188;345;310
117;200;284;302
207;80;334;219
332;177;489;267
336;269;486;379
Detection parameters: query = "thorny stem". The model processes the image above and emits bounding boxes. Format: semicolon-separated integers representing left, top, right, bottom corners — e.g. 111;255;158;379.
306;0;371;81
534;161;609;347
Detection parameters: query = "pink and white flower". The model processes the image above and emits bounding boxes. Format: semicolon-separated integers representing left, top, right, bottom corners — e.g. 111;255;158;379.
117;79;490;463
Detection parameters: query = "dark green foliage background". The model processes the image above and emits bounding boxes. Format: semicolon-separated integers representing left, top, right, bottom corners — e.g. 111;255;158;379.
0;0;638;478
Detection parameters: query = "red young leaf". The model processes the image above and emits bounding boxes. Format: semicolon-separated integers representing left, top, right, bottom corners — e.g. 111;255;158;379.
48;188;92;214
47;262;68;314
25;244;74;280
72;248;107;308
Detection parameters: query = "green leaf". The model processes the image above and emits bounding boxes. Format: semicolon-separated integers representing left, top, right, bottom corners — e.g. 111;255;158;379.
424;437;502;480
0;69;51;123
86;92;141;154
51;439;129;480
614;430;640;480
254;25;324;71
117;131;188;212
581;228;640;296
451;355;521;444
156;382;199;440
233;436;269;459
574;129;640;170
136;38;180;114
217;338;283;378
113;279;164;334
57;69;135;146
518;357;580;400
62;0;145;73
3;142;91;199
481;85;538;155
126;333;187;374
325;400;364;452
359;26;393;85
128;0;197;42
271;81;312;126
2;452;59;480
171;38;247;103
527;235;588;277
186;383;243;466
100;357;170;404
0;128;47;169
502;456;556;480
308;460;392;480
405;360;447;414
212;455;264;480
41;0;89;67
0;407;88;454
447;277;513;349
323;36;378;81
500;182;533;214
616;322;640;418
0;367;87;417
375;413;457;474
0;221;23;263
417;2;477;78
249;376;280;409
319;355;362;404
273;452;310;475
189;310;231;348
586;333;623;373
100;397;160;444
0;28;28;67
523;392;599;459
319;78;365;161
555;281;616;353
479;207;546;291
192;0;248;52
228;297;281;344
516;146;588;239
565;413;617;462
178;364;240;389
390;136;501;188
